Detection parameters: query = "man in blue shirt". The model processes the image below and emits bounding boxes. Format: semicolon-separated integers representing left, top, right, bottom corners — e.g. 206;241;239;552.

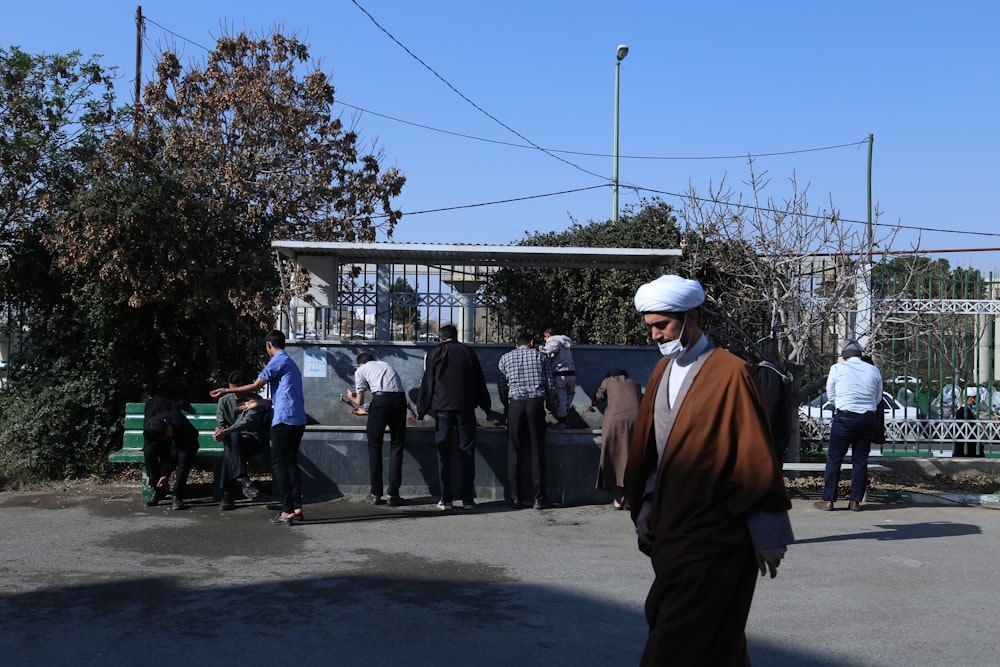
211;330;307;525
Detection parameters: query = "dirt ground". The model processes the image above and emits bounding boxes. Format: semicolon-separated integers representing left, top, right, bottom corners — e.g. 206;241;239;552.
785;467;1000;497
4;464;1000;499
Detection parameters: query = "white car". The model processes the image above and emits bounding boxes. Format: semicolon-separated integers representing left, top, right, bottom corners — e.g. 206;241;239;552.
799;391;921;422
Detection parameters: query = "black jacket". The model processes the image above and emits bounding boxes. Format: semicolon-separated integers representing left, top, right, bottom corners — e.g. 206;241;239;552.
417;340;491;417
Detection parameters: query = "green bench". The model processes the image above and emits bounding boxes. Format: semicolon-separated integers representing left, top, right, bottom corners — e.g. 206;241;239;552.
110;402;253;502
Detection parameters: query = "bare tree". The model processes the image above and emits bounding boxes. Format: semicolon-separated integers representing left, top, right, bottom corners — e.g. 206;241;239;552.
676;159;910;459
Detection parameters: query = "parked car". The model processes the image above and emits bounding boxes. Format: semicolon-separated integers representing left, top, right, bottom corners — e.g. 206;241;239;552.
929;384;1000;420
799;391;921;423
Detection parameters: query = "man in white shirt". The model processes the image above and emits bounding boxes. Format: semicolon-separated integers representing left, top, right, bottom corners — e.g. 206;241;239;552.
815;340;883;511
349;352;408;506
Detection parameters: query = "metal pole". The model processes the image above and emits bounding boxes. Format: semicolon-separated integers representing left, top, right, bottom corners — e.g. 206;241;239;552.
867;133;874;251
613;45;628;223
613;59;621;223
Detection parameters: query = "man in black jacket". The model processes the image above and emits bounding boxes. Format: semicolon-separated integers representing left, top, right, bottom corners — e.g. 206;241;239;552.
142;400;200;510
417;324;491;510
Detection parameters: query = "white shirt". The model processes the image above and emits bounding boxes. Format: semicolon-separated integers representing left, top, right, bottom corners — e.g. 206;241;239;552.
826;357;883;413
354;360;404;394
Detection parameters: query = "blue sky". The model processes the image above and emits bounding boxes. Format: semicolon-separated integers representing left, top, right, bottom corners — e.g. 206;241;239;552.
4;1;999;272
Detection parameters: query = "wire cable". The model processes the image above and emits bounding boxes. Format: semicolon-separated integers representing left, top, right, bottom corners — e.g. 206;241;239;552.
143;16;213;52
136;16;996;242
349;0;607;183
338;100;869;161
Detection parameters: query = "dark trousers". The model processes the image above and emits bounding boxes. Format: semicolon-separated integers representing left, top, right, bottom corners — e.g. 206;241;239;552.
366;394;407;497
271;423;305;514
142;441;196;499
435;408;478;504
142;441;174;489
823;410;875;503
506;398;547;502
222;432;265;495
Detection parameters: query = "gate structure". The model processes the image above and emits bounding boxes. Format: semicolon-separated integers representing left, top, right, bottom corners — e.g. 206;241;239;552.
800;265;1000;458
270;241;680;343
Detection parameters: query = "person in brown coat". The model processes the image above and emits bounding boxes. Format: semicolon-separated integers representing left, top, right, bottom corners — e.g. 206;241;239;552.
625;274;793;666
588;369;641;509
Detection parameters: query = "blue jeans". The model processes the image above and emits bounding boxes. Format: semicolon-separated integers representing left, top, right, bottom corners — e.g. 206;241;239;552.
435;408;477;503
823;410;876;503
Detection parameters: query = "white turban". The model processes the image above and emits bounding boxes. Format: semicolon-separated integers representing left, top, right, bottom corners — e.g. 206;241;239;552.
634;275;705;313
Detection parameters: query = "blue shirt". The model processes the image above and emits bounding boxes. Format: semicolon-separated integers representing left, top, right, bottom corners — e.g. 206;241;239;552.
259;349;307;426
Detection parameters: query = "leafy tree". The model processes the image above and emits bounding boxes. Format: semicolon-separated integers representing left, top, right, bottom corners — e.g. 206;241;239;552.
0;48;121;481
390;278;421;338
481;199;683;344
0;33;406;482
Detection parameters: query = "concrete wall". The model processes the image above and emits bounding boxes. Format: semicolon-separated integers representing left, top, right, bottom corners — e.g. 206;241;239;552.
283;341;662;503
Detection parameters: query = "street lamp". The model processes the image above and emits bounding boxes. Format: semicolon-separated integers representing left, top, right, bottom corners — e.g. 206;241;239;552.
613;44;629;223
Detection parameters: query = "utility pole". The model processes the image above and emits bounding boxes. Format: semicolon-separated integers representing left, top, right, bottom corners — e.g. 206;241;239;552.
867;133;874;253
134;5;143;136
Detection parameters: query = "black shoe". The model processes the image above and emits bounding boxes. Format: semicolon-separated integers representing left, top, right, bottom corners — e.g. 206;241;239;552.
509;498;522;509
270;513;294;526
145;486;167;507
241;480;260;501
367;493;386;505
172;497;188;511
219;496;236;511
387;495;405;507
533;499;553;510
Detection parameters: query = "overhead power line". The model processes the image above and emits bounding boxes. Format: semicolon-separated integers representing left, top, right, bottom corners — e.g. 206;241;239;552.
337;101;869;161
137;16;995;242
401;185;607;216
349;0;607;183
143;16;213;52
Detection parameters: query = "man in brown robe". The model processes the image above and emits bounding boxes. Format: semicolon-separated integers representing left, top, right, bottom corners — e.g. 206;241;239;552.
624;274;793;666
589;369;642;509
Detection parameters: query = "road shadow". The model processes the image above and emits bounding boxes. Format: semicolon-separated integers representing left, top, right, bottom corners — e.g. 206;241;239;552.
794;521;981;544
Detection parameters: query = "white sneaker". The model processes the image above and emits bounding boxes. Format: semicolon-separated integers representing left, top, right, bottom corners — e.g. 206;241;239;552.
436;500;454;510
461;501;477;510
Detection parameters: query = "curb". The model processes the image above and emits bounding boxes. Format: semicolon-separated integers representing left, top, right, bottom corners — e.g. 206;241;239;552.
874;490;1000;507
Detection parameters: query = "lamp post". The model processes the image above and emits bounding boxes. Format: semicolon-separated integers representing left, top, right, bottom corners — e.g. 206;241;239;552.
612;44;629;223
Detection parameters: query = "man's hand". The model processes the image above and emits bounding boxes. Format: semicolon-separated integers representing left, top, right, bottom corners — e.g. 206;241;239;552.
756;546;787;579
238;398;260;412
635;498;654;554
209;387;227;399
212;426;227;442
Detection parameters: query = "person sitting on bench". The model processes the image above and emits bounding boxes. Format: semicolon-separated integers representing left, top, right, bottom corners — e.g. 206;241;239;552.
213;370;269;510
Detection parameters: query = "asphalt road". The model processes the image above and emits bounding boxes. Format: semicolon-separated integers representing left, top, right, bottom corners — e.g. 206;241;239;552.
2;485;998;666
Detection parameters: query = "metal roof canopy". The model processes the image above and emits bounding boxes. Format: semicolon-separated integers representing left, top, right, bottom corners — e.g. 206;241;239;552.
272;241;681;270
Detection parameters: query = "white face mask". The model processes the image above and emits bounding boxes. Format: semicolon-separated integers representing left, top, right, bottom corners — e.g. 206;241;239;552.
658;318;687;358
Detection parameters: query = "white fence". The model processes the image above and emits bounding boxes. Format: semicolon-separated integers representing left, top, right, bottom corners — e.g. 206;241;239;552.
800;417;1000;456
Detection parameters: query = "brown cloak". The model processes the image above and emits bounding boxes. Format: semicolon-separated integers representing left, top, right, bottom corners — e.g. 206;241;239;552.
624;348;791;666
594;375;642;491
